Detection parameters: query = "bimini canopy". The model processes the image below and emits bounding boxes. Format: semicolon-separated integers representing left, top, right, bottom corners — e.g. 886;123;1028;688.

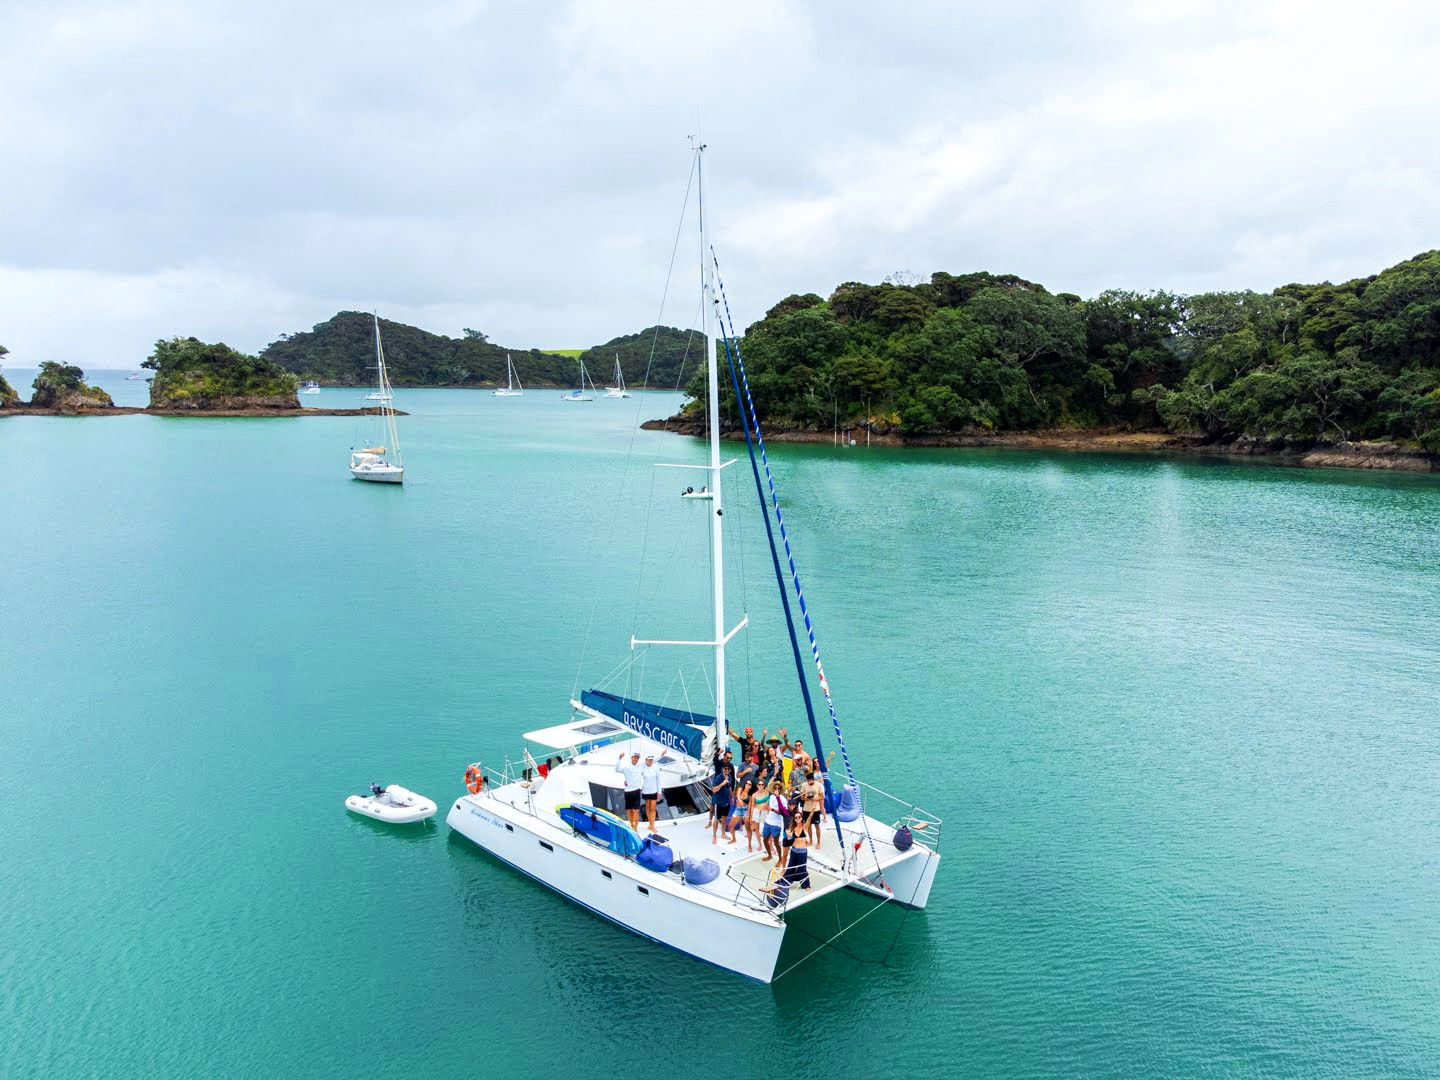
579;689;713;761
523;716;628;750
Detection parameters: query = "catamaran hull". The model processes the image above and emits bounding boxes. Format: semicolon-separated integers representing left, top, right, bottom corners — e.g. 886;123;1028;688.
446;797;787;982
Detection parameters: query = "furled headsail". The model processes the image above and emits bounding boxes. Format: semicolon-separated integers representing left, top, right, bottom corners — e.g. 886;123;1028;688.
580;689;713;761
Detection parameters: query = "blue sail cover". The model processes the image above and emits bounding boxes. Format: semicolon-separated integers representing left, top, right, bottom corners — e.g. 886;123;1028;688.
580;689;712;760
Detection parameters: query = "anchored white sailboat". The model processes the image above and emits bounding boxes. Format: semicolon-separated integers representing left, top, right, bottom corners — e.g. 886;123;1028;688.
493;354;523;397
446;145;940;983
560;356;596;402
603;353;630;398
349;314;404;484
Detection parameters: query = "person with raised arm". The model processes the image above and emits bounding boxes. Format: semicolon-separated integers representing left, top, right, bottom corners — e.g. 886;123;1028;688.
614;750;643;831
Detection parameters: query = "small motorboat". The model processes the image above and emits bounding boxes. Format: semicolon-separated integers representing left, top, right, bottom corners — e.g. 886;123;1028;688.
346;783;437;824
680;486;713;500
302;380;320;394
125;372;147;381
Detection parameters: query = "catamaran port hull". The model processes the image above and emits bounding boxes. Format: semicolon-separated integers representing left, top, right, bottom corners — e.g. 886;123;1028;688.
446;795;787;982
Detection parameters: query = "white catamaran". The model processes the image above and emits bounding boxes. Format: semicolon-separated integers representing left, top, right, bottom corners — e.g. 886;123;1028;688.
349;314;404;484
493;353;523;397
446;146;939;982
560;356;596;402
603;353;630;398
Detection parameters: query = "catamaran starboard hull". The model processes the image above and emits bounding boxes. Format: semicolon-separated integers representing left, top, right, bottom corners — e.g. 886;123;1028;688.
446;795;787;982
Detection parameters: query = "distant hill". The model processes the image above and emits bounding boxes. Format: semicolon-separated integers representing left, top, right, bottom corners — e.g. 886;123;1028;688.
261;313;699;389
579;326;701;390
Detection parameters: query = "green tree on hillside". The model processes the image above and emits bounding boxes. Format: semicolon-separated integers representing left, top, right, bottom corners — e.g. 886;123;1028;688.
0;344;17;406
30;360;112;408
684;249;1440;452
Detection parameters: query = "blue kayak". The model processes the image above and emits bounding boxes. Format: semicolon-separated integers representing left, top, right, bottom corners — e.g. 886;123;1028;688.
556;803;644;857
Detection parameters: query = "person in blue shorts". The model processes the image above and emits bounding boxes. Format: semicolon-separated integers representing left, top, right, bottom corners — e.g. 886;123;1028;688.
759;779;788;862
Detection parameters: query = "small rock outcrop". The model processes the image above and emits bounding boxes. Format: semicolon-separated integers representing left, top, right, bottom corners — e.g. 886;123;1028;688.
29;361;114;412
146;337;299;410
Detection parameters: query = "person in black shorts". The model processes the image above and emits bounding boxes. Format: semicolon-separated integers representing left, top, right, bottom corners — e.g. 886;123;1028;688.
640;753;662;833
709;761;734;845
615;751;644;830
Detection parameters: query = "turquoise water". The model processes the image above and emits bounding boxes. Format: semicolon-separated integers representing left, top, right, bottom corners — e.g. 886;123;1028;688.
3;370;1439;1078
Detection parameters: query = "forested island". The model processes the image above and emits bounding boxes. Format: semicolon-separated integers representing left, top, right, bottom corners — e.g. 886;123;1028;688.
0;358;114;413
260;312;696;389
1;338;391;417
648;250;1440;469
145;336;300;409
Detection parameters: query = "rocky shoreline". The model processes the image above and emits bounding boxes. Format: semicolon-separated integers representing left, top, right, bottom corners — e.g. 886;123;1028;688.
2;405;406;418
640;417;1439;473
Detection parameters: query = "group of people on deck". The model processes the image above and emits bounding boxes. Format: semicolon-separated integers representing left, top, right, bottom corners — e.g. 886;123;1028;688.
605;723;837;905
708;725;836;900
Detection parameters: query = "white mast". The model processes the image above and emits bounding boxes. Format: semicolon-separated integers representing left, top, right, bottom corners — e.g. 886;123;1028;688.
698;143;726;741
374;313;400;463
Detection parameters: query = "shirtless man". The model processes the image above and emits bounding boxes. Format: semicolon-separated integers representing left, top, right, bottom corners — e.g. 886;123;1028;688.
801;769;825;845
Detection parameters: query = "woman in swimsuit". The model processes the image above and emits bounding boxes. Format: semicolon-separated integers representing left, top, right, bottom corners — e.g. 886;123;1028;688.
785;815;812;891
727;778;752;846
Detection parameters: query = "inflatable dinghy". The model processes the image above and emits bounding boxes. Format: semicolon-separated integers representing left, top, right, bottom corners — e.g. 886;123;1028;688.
345;784;437;824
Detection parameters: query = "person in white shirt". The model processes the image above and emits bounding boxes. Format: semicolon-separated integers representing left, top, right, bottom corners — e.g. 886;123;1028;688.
639;753;662;833
615;751;643;830
759;780;788;862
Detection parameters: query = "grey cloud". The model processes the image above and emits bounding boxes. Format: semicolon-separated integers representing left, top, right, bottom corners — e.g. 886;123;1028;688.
2;0;1438;368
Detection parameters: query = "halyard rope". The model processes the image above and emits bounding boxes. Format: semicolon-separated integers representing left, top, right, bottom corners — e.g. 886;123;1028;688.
710;248;888;891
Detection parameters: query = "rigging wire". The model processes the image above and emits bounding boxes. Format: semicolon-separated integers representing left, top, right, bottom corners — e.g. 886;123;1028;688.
571;151;700;703
711;247;888;885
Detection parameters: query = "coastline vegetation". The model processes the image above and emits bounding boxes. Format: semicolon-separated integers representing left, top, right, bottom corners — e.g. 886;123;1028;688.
145;337;298;409
29;360;113;409
260;312;696;389
686;252;1440;452
0;345;17;406
578;327;700;390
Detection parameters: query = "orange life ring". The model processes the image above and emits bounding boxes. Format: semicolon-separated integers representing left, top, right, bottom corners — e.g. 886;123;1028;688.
464;764;483;794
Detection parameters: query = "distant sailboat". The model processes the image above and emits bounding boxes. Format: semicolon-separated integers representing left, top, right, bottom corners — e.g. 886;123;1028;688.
561;356;596;402
603;353;631;398
493;354;523;397
349;314;404;484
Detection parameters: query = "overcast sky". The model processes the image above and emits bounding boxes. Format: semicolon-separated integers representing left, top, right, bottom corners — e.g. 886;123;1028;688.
3;0;1439;368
